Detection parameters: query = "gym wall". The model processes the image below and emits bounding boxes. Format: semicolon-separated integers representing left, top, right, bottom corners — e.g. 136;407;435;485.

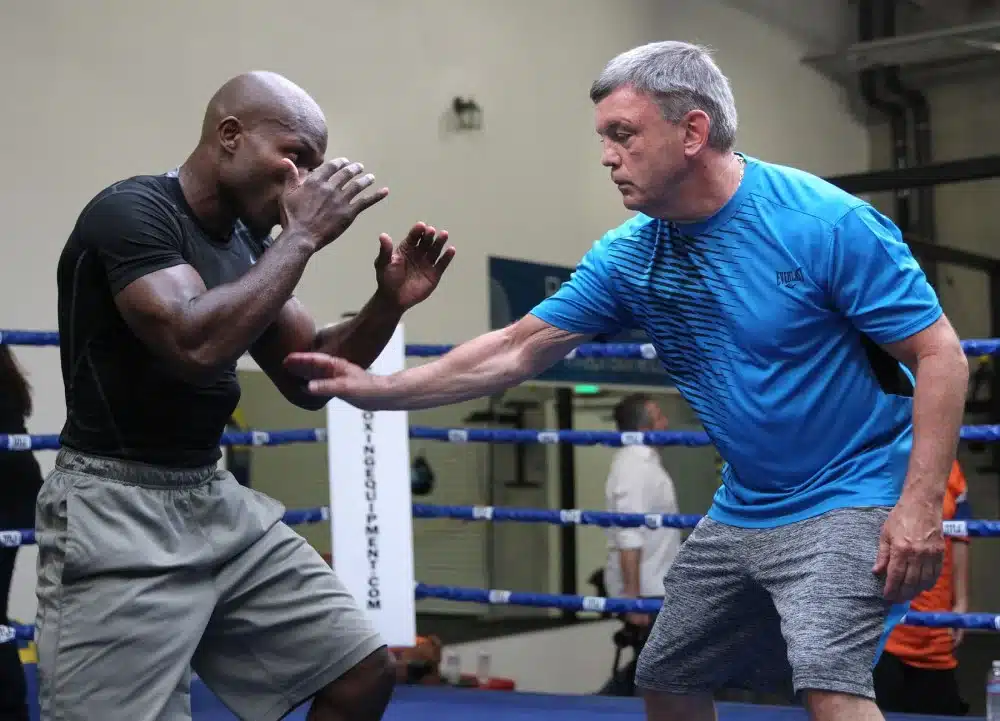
1;0;867;622
863;4;1000;613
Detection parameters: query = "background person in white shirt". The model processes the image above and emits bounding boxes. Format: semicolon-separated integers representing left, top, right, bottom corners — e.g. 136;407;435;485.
604;394;682;629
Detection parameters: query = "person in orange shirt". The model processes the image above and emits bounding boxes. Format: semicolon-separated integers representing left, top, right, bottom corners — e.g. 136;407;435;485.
873;460;971;716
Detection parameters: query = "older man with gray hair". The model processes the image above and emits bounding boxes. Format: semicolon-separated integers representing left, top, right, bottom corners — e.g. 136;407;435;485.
284;41;970;721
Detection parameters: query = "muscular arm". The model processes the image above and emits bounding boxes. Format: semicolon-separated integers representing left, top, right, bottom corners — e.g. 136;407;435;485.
881;315;969;508
342;315;591;411
250;290;404;410
114;228;319;384
85;187;330;386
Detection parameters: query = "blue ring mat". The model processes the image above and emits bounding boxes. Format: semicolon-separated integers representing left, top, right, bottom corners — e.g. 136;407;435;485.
22;663;983;720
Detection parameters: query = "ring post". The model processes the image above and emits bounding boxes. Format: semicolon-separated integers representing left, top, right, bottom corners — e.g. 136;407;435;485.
326;324;416;646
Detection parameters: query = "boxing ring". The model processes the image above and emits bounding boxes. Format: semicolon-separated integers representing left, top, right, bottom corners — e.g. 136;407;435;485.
3;328;1000;721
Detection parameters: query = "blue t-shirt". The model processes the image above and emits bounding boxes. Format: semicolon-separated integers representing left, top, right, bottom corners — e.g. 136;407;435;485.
531;155;943;527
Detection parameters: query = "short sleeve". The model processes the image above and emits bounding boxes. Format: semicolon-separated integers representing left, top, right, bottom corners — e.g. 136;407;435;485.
529;236;630;336
81;189;188;295
827;204;942;344
607;470;644;550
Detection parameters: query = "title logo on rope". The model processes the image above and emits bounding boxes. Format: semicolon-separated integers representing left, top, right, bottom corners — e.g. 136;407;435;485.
6;435;31;451
942;520;968;538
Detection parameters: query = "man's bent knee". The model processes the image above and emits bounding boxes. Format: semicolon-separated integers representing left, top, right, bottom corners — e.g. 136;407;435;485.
642;689;716;721
802;688;884;721
309;646;396;721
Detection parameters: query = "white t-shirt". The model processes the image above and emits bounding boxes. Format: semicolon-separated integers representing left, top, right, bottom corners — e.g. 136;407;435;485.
603;446;681;598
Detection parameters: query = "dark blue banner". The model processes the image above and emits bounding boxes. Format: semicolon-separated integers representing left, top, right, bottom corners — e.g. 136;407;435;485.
488;256;673;387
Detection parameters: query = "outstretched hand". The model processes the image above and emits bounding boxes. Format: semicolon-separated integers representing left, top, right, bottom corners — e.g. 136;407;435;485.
374;222;456;310
283;353;381;408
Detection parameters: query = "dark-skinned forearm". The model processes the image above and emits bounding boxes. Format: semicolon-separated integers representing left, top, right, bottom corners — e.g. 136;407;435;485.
273;292;404;410
183;230;315;371
902;347;969;507
312;291;404;369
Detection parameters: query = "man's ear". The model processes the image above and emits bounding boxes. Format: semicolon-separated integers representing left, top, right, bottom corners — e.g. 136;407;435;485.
218;116;243;155
682;109;711;157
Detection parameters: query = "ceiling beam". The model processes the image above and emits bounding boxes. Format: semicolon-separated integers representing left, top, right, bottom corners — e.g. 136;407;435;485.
804;17;1000;79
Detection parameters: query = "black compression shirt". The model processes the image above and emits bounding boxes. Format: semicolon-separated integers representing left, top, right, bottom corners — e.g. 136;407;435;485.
56;172;269;468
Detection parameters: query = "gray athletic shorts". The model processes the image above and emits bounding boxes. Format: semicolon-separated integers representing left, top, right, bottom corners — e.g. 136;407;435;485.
635;506;908;700
34;449;384;721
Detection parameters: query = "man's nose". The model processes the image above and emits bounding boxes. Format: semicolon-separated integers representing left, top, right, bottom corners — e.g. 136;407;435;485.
600;141;620;168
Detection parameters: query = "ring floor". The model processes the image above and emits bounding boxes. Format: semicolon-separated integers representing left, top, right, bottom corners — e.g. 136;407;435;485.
21;664;985;720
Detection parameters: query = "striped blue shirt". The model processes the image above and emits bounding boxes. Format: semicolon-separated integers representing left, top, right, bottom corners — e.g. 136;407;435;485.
531;155;942;527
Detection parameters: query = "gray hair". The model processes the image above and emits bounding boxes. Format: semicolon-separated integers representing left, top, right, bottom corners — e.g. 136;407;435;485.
590;41;738;152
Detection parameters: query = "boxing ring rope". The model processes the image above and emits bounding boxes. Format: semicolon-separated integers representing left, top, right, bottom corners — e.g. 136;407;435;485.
7;424;1000;453
2;500;1000;642
3;501;998;550
3;328;1000;649
4;328;1000;358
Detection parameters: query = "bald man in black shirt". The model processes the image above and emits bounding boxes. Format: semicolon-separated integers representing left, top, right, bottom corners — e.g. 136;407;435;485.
37;71;455;721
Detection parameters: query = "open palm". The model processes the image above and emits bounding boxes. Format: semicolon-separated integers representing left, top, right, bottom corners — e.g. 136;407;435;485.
375;222;456;310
